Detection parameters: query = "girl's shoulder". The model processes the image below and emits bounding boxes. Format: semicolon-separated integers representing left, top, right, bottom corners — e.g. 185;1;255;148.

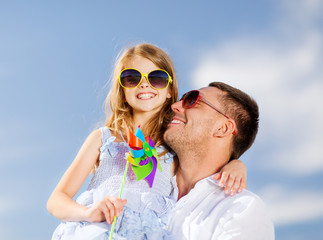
83;128;102;149
81;127;115;154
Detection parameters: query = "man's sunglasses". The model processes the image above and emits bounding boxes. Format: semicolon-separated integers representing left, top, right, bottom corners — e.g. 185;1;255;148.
119;68;172;90
181;90;237;135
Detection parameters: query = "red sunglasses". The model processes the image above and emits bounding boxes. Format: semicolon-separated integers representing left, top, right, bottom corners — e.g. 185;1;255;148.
181;90;237;135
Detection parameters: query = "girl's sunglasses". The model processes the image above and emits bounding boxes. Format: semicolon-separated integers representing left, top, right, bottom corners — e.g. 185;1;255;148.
181;90;237;135
119;68;172;90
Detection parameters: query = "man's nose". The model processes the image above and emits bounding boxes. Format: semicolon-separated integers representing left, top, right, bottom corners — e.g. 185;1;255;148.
171;100;184;113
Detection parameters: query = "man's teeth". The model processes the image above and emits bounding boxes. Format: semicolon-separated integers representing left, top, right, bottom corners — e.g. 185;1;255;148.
171;119;185;124
137;93;155;99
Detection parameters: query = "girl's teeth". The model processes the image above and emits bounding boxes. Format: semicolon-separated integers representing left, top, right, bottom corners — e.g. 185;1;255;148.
138;93;155;99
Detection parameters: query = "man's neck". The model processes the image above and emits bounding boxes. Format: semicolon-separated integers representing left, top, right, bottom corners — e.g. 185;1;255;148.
175;147;230;200
176;168;200;200
175;154;210;200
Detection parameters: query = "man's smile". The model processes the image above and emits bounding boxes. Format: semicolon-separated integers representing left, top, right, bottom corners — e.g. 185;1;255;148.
169;117;186;125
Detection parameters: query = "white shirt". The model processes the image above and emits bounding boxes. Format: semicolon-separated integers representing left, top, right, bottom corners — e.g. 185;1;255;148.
167;176;275;240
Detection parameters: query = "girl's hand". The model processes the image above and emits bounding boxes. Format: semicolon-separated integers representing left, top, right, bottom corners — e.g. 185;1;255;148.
85;196;127;224
213;159;247;196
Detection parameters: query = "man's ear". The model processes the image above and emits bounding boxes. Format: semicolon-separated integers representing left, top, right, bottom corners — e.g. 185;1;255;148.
213;119;236;137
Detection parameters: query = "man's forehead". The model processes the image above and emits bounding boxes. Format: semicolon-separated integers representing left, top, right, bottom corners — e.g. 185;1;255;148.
198;87;222;100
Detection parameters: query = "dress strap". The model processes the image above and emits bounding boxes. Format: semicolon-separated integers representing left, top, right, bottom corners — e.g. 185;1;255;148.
99;126;112;144
99;127;117;159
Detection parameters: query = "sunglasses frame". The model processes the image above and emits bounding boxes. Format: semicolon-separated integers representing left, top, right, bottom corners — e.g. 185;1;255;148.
119;68;173;90
181;90;237;135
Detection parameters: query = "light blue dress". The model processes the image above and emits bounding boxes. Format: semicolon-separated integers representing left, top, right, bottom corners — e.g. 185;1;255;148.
52;127;177;240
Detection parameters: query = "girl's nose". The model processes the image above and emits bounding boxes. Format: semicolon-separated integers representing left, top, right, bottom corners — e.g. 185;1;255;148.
139;76;150;89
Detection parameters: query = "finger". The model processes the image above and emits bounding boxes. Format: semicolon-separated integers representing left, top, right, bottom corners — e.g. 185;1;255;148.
224;174;235;195
101;201;113;224
212;173;221;180
114;199;127;216
230;178;241;196
111;197;125;215
238;177;247;192
115;199;127;210
98;203;111;224
106;201;116;224
112;199;121;216
219;171;228;187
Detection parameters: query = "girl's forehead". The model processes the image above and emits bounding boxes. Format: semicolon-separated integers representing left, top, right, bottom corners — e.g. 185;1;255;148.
123;56;159;72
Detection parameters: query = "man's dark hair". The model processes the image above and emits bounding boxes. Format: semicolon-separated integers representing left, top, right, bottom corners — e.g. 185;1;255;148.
208;82;259;160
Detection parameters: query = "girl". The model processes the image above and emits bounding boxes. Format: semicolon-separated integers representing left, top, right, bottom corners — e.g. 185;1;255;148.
47;43;247;240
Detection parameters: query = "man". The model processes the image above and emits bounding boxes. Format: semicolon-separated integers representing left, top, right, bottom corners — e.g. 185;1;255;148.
164;82;274;239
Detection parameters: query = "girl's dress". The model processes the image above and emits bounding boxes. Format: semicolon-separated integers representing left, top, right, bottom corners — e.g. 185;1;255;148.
52;127;177;240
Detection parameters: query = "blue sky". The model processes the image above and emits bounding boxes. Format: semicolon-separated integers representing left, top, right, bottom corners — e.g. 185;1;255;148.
1;1;322;239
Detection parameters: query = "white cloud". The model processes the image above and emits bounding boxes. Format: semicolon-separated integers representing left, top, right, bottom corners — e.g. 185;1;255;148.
258;185;323;226
191;0;323;175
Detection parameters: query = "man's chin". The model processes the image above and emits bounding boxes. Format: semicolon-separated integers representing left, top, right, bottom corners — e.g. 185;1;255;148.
164;123;179;133
164;127;182;148
163;127;175;145
163;128;171;142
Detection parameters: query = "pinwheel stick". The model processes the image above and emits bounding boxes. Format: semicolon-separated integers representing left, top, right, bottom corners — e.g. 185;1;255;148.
109;160;129;240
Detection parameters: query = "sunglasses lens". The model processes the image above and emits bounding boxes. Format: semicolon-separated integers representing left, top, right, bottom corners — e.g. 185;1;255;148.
120;69;142;88
148;70;170;89
183;91;199;108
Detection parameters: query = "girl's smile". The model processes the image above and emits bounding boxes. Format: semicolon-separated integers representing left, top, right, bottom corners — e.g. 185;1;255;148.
136;92;157;100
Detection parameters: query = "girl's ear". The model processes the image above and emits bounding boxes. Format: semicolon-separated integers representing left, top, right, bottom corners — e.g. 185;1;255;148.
167;88;172;99
213;119;236;137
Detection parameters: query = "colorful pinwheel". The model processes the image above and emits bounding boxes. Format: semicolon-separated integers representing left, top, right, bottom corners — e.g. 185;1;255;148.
124;124;162;188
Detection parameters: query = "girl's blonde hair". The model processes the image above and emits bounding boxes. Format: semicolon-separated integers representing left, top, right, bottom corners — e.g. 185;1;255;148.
105;43;178;148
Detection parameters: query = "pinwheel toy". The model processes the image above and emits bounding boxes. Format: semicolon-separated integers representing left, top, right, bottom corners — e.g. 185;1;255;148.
109;123;162;240
123;123;162;188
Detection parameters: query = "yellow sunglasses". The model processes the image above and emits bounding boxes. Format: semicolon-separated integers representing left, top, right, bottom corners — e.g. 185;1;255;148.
119;68;172;90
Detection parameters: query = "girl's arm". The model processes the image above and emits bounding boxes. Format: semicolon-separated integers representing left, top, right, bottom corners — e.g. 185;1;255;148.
213;159;247;196
47;129;127;223
47;129;101;221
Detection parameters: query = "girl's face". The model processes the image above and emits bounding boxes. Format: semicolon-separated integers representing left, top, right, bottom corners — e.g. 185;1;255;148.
123;56;172;115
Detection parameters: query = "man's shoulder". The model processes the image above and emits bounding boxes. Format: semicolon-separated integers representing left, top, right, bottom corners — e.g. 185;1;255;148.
176;177;269;218
223;186;265;205
202;178;274;237
221;189;270;218
198;177;267;209
170;177;275;239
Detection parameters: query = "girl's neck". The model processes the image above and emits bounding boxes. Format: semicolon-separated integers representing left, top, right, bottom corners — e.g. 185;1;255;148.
132;111;155;131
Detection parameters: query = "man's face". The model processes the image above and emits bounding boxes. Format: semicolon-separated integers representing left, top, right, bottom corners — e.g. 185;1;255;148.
164;87;226;155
